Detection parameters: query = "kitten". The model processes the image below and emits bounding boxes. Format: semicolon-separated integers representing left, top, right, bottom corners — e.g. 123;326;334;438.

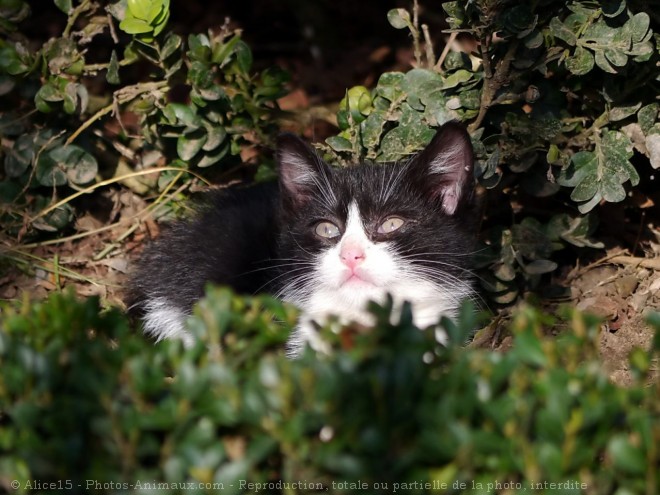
127;122;478;356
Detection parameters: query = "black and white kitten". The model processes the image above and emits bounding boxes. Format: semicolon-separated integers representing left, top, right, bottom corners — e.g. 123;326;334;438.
127;122;478;356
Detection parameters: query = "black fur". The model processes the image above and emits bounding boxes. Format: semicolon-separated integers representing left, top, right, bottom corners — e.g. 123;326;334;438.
126;122;479;344
126;184;280;317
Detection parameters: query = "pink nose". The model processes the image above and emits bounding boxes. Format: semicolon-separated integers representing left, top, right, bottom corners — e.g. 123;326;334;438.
340;242;365;269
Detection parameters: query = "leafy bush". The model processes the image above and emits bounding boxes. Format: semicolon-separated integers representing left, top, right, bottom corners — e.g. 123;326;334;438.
1;290;658;493
325;0;658;304
0;0;288;236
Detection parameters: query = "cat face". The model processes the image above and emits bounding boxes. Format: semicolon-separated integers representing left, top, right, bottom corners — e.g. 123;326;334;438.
276;122;478;355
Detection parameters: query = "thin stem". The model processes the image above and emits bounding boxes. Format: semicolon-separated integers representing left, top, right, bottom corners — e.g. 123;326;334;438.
30;166;210;223
62;0;92;38
421;24;435;69
65;80;169;145
469;38;519;133
411;0;422;65
83;57;134;75
18;179;191;250
65;103;114;145
434;31;458;73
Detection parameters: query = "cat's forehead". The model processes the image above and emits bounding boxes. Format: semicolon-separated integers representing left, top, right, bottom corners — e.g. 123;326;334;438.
328;162;414;216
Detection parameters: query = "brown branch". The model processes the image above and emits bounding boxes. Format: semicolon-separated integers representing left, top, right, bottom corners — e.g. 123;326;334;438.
421;24;435;69
411;0;422;66
608;256;660;271
62;0;92;38
434;31;457;73
468;39;519;133
65;80;168;145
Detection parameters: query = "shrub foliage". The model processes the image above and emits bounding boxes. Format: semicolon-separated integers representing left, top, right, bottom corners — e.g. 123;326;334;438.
325;0;658;304
0;290;658;493
1;0;287;236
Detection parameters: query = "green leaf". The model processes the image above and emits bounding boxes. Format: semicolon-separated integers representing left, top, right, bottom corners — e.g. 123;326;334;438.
36;153;67;187
339;86;372;125
106;50;120;84
326;136;353;153
609;102;642;122
594;49;616;73
188;33;211;62
512;328;547;367
402;69;444;114
127;0;158;21
607;435;646;475
151;5;169;37
34;84;61;115
76;84;89;114
626;12;651;43
54;0;72;14
261;66;289;87
163;103;199;127
62;82;77;114
565;46;594;75
375;72;405;102
443;51;470;71
637;103;658;134
570;163;599;202
233;41;253;73
561;130;635;211
549;18;576;46
4;134;34;178
0;44;30;75
523;30;544;49
387;9;411;30
45;38;84;75
442;1;465;29
458;89;480;110
35;204;74;231
160;33;182;60
547;214;604;249
211;35;240;65
523;259;558;275
119;16;153;35
201;122;226;152
188;61;214;89
604;48;627;67
441;69;472;89
493;262;516;282
360;111;386;150
48;145;98;185
196;142;229;167
602;130;637;184
145;0;166;23
177;130;208;161
197;84;226;102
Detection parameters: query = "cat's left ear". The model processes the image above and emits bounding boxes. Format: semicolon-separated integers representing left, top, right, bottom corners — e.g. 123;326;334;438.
409;122;474;215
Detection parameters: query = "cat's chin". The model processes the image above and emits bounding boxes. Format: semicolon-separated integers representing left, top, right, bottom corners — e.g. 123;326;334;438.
340;271;377;288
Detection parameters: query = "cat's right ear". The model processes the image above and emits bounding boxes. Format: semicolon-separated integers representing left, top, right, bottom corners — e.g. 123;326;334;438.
407;121;475;215
277;133;330;208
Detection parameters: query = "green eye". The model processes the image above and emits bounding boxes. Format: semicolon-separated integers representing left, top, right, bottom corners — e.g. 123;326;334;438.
378;216;404;234
315;221;340;239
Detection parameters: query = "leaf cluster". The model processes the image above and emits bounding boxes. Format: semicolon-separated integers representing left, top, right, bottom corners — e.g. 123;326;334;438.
0;290;658;493
0;0;288;236
324;0;659;305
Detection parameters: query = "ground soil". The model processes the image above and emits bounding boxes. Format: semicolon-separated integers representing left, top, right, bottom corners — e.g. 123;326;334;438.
2;188;658;386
